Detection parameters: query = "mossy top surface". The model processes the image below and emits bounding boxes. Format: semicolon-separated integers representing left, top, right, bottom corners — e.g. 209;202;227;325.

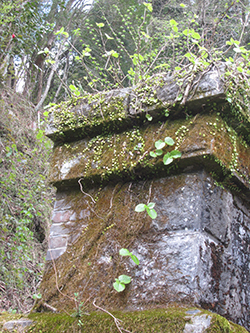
46;68;250;147
0;307;248;333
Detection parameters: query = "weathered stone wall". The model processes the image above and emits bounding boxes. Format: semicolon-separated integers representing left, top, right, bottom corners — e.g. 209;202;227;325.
40;67;250;331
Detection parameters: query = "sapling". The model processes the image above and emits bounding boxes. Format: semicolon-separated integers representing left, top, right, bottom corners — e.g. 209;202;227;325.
113;275;131;292
113;249;139;292
135;202;157;219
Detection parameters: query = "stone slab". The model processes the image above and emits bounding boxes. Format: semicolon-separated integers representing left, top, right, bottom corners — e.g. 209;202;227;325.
48;114;250;193
46;67;227;143
3;318;33;332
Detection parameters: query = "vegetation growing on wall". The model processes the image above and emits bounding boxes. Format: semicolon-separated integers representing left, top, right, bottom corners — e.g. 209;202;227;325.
0;88;54;312
1;0;250;324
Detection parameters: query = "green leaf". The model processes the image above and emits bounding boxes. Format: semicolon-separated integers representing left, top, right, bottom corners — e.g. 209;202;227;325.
141;31;150;39
135;204;146;212
155;149;163;156
155;140;165;150
180;3;186;7
96;22;104;28
130;254;139;265
143;2;153;12
36;130;44;140
170;150;182;159
55;27;64;35
110;50;119;58
163;153;173;165
118;275;131;284
119;248;131;256
170;19;178;26
113;280;125;292
147;202;155;209
150;151;157;158
69;84;77;91
146;114;153;121
164;137;175;146
191;31;201;40
146;208;157;219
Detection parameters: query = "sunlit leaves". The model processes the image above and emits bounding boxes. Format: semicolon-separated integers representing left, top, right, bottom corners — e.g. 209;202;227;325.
143;2;153;12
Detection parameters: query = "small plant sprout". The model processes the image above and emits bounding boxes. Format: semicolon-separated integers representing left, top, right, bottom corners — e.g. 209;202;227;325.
32;293;42;300
113;249;139;292
113;274;131;292
149;136;181;165
135;202;157;219
119;248;139;265
146;114;153;121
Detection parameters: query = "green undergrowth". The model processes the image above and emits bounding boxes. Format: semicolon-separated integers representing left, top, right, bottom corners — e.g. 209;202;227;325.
0;307;247;333
0;87;55;312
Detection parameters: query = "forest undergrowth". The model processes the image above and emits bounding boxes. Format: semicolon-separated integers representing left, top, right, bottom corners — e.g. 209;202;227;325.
0;87;54;313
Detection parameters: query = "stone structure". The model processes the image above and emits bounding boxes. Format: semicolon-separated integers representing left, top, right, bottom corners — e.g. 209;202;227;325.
39;67;250;330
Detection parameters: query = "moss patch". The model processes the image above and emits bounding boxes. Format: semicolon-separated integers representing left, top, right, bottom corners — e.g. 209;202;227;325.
0;307;248;333
48;114;250;194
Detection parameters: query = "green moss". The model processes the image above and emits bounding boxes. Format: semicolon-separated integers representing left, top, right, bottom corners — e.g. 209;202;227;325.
0;308;247;333
48;114;250;194
205;313;248;333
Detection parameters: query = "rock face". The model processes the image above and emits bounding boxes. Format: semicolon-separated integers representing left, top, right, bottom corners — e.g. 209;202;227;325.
40;67;250;331
3;318;33;332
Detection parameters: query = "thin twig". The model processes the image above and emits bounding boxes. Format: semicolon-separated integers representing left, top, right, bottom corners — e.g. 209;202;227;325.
78;178;96;204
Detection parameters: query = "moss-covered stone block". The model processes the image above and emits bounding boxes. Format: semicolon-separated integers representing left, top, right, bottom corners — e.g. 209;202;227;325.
42;69;250;332
0;308;248;332
48;113;250;195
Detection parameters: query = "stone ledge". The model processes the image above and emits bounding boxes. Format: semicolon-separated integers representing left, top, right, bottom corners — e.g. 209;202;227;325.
46;66;226;143
48;113;250;196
